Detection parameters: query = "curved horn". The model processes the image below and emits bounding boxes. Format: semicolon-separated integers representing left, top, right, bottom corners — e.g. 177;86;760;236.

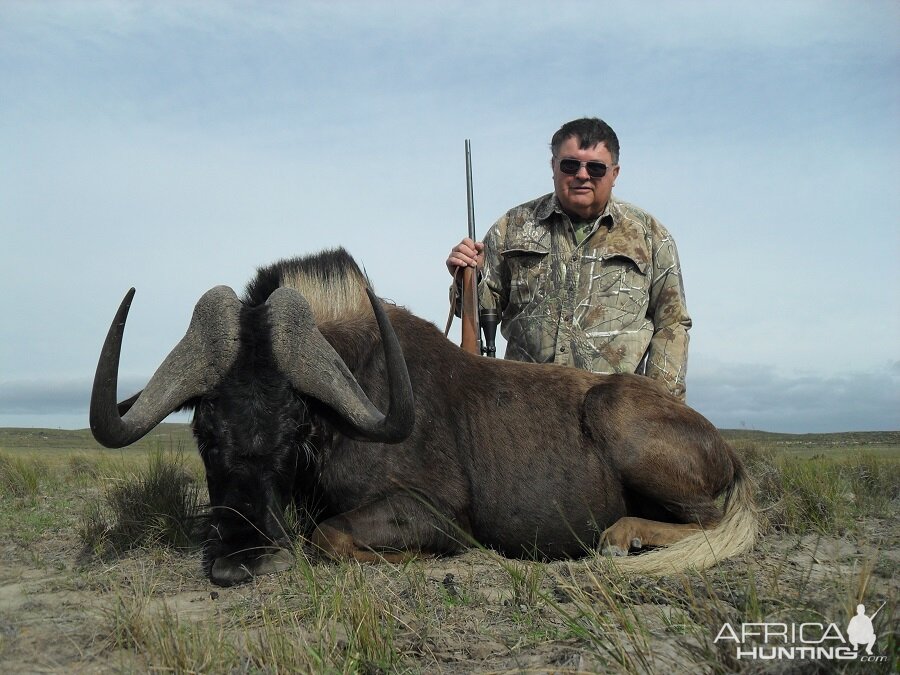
267;286;414;443
90;286;243;448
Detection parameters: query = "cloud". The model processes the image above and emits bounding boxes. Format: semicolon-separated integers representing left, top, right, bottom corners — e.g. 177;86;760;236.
0;377;140;415
0;377;192;430
688;362;900;433
2;364;897;435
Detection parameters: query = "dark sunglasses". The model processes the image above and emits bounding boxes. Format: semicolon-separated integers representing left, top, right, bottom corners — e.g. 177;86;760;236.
557;158;608;178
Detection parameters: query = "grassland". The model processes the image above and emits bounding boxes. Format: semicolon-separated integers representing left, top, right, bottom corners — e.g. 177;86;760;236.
0;427;897;673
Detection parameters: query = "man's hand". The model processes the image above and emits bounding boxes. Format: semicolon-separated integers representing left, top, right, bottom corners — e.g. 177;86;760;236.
446;238;484;276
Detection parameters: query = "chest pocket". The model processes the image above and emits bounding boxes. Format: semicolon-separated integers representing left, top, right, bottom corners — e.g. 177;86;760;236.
500;244;550;310
589;253;650;315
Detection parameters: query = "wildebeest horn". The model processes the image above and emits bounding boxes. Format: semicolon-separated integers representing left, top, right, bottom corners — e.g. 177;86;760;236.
90;286;243;448
266;287;415;443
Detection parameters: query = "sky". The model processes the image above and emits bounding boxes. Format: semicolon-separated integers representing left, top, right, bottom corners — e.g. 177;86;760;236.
1;1;898;434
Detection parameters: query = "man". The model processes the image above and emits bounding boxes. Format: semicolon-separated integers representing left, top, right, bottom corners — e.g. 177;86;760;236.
446;117;691;399
847;604;878;655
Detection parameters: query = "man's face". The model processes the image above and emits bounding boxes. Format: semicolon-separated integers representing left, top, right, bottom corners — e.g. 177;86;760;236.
551;137;620;220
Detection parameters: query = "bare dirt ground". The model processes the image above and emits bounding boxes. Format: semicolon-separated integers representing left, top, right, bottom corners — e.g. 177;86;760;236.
1;510;897;673
1;430;897;672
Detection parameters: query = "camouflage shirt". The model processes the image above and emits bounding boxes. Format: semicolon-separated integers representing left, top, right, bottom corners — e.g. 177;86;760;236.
478;192;691;399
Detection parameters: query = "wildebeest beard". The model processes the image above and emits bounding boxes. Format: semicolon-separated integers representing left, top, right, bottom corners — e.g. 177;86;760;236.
193;302;313;586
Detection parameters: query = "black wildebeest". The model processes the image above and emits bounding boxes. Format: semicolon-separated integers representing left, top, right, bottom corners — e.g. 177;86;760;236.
91;248;756;586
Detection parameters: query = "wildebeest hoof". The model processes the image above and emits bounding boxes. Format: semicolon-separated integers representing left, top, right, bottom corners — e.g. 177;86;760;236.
600;544;629;557
252;548;295;575
210;548;295;587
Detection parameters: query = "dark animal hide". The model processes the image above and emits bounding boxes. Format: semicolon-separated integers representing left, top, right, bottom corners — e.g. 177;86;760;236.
91;248;756;586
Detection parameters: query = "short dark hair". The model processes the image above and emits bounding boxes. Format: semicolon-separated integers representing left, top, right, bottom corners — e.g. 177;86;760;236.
550;118;620;164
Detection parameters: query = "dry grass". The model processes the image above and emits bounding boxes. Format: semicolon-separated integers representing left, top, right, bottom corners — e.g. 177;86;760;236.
78;445;203;559
0;434;897;673
0;452;49;500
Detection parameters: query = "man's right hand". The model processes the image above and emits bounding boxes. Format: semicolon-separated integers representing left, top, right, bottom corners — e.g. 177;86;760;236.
446;238;485;276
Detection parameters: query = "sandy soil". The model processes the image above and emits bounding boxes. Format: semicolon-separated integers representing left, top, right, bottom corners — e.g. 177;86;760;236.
1;515;896;674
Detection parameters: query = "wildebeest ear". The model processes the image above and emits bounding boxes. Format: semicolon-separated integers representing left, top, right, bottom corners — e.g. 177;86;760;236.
174;398;199;414
116;391;141;416
114;389;198;419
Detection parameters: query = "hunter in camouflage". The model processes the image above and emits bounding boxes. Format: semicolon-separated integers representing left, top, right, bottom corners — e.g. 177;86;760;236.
448;117;691;400
478;192;690;399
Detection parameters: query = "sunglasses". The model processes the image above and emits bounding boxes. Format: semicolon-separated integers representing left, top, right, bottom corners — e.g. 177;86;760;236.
557;158;609;178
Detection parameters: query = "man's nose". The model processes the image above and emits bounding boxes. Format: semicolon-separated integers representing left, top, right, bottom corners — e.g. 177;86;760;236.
575;165;591;179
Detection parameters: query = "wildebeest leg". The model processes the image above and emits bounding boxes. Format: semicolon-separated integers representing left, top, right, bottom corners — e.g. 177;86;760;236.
599;473;728;556
582;383;736;556
311;495;466;563
599;517;707;556
599;479;728;556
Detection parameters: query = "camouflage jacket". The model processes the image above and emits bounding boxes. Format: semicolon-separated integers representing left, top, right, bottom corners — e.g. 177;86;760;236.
478;192;691;399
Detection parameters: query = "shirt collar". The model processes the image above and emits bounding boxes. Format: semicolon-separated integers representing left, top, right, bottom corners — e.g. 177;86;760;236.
537;192;618;227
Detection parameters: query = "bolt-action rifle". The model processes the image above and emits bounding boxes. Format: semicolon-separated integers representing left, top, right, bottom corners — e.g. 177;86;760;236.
458;139;498;357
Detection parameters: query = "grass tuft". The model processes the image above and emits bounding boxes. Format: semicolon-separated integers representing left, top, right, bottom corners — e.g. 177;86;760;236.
79;445;203;559
842;451;900;516
67;453;101;479
0;451;49;500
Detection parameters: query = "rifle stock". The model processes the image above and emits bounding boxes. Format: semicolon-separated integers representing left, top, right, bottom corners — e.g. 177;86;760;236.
460;266;480;354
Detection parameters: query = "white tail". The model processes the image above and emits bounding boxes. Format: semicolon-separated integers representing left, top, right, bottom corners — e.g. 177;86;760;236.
612;467;758;575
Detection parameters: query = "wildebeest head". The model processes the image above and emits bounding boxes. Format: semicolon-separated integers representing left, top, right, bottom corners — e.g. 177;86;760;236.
90;271;414;586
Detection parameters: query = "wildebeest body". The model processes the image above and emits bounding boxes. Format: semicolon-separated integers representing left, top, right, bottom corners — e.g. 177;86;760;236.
317;313;628;559
91;248;754;586
317;309;736;558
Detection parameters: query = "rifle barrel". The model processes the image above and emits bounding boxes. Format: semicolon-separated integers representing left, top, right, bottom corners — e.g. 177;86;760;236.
465;139;476;241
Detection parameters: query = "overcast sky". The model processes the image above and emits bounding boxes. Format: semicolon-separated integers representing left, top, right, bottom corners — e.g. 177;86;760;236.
1;1;898;434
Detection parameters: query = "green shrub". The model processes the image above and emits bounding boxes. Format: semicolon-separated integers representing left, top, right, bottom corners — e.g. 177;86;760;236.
744;449;900;536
